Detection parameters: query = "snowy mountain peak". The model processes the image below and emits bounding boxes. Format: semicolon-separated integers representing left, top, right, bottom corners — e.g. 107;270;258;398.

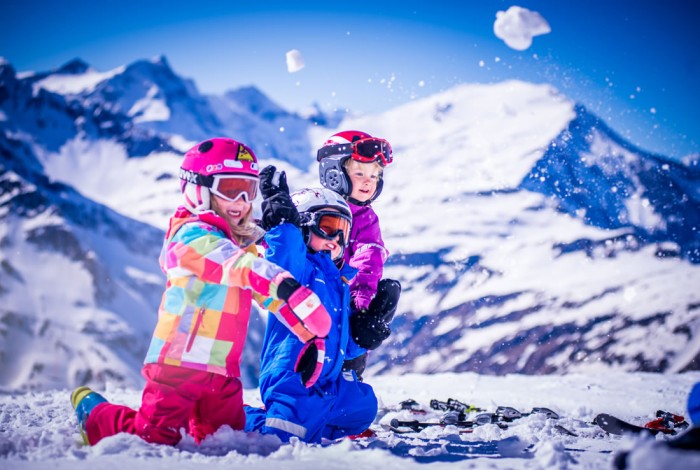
56;58;92;75
122;54;177;80
224;86;288;118
0;59;16;79
149;54;170;67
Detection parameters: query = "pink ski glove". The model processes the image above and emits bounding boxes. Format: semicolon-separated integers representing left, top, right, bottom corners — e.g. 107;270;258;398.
276;278;331;343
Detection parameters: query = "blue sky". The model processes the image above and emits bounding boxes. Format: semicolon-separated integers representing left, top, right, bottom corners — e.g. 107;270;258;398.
2;0;698;159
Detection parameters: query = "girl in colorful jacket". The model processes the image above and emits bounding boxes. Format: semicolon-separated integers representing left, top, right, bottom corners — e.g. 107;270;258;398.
244;167;378;443
317;130;402;377
70;138;331;446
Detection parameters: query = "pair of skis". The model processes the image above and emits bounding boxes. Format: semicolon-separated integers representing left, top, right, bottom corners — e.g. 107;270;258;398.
385;399;577;436
594;410;689;436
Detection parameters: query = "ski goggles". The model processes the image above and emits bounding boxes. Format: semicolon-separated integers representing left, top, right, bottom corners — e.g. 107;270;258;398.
208;174;258;203
308;211;351;246
316;138;393;166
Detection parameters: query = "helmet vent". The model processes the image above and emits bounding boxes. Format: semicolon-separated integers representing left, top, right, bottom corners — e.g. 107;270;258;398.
198;141;214;153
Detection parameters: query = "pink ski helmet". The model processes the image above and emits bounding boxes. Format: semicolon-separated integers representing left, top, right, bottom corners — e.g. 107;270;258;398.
179;137;259;213
323;130;373;148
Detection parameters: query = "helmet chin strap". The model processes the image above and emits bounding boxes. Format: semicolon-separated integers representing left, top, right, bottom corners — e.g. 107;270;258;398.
347;196;372;206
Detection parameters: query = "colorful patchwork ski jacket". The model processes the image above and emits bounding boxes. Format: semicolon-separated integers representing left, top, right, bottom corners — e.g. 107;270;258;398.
144;206;297;377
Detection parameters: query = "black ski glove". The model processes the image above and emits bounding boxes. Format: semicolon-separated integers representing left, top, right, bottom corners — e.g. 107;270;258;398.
349;279;401;350
366;279;402;323
259;165;300;230
349;308;391;350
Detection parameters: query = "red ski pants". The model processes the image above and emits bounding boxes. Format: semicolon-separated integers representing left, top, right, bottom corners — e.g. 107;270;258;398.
85;363;245;446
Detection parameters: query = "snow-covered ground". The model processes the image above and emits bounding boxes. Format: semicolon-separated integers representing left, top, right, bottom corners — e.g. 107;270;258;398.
2;371;699;469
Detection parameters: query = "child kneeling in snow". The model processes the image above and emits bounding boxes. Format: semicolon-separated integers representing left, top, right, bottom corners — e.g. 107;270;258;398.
245;166;382;443
70;138;331;446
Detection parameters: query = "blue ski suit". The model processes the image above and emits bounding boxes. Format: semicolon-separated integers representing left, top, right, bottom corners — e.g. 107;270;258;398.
245;223;378;442
689;381;700;425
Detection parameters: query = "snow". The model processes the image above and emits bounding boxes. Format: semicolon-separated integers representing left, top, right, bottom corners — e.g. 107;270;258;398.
34;66;124;95
285;49;305;73
40;138;183;229
129;85;171;122
494;6;552;51
2;372;699;469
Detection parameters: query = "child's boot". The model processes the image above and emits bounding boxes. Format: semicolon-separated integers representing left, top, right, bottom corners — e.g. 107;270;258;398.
70;386;107;445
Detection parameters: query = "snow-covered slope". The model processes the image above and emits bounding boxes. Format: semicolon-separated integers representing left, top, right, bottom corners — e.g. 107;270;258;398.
1;371;699;469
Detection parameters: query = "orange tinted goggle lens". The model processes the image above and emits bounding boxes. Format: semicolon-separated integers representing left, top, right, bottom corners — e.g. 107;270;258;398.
212;176;258;202
317;213;351;241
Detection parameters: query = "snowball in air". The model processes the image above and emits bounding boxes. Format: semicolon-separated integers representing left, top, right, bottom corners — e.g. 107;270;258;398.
494;6;551;51
286;49;305;73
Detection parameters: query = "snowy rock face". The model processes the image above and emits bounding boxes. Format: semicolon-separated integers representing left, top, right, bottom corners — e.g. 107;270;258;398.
0;135;164;391
1;58;699;393
521;105;700;263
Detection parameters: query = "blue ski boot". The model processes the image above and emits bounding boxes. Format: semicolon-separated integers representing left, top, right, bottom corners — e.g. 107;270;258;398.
71;386;107;445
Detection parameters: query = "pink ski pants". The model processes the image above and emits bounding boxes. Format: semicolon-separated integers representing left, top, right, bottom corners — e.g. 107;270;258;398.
85;363;244;445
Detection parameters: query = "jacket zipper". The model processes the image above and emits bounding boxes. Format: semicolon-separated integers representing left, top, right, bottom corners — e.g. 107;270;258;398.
186;306;205;353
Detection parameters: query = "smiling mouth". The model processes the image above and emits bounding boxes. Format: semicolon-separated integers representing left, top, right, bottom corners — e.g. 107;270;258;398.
227;210;242;217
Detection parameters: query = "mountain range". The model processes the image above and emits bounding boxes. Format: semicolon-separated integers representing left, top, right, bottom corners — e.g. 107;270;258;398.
1;55;698;392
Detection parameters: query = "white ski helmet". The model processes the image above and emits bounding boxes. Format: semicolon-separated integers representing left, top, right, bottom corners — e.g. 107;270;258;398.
291;188;352;259
291;187;352;218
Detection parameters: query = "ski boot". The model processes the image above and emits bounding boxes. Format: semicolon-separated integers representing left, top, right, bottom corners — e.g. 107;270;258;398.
70;386;107;445
644;410;689;434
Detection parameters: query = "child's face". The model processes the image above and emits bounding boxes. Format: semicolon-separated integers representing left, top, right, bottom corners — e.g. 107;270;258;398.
345;159;381;203
307;208;345;261
211;194;251;227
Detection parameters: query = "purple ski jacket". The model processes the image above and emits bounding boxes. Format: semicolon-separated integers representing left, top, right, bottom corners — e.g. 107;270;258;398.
343;202;389;310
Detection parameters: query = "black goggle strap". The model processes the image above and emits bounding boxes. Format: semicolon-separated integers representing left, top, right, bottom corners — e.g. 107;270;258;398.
316;143;352;161
180;169;214;188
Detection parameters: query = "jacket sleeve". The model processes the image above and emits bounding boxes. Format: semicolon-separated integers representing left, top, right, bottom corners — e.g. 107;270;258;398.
164;221;328;340
348;209;388;310
163;221;290;297
262;223;309;280
250;223;309;313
